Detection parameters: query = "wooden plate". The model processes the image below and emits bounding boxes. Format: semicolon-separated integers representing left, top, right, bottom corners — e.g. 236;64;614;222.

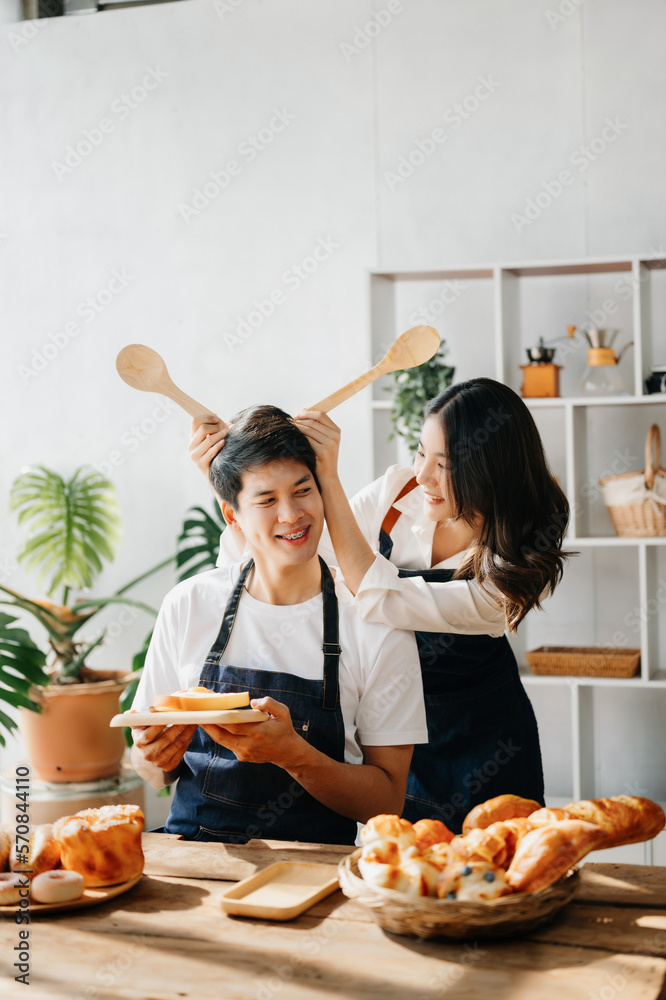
220;862;340;920
0;873;143;916
110;708;270;727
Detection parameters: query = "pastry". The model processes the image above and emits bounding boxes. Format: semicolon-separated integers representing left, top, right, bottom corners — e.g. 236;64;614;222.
462;794;543;833
52;804;144;887
359;814;416;852
0;824;11;871
560;796;665;849
524;807;571;827
448;823;512;868
413;818;454;852
30;870;85;904
506;819;606;892
0;872;26;905
437;861;513;902
9;824;61;877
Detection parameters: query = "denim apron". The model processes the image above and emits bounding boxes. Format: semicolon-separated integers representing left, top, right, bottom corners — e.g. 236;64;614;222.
380;478;545;834
165;557;357;845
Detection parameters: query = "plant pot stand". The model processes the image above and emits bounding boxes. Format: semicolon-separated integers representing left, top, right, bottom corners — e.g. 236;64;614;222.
0;759;144;825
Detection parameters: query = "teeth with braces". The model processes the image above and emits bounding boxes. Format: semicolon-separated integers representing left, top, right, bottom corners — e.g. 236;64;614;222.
279;528;308;540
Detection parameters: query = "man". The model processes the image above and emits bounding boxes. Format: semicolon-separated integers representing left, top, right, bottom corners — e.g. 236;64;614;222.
131;405;427;843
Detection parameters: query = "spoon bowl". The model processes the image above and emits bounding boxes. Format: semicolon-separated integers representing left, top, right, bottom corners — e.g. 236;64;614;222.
309;325;440;412
116;344;215;419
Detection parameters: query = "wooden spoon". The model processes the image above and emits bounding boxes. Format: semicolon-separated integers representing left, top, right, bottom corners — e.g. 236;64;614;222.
116;344;215;418
308;325;440;412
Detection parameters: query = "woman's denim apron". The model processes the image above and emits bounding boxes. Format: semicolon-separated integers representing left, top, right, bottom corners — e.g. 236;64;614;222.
165;557;357;845
380;478;545;834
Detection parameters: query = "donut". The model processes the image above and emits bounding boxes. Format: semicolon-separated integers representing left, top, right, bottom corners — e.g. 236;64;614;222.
30;870;85;904
0;872;27;905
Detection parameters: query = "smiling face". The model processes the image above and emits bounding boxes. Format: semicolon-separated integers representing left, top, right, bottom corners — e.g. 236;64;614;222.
413;415;459;523
223;458;324;569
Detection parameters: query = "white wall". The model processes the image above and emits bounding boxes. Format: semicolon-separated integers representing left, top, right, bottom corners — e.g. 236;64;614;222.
1;0;665;810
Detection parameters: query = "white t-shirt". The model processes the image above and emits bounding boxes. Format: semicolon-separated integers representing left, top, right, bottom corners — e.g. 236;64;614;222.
132;561;428;764
216;465;508;637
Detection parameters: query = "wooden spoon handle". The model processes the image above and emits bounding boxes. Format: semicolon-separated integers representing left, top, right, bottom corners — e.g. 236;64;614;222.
308;363;387;413
159;379;215;419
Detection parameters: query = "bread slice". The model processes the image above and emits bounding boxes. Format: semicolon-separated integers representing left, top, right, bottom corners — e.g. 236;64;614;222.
152;688;250;712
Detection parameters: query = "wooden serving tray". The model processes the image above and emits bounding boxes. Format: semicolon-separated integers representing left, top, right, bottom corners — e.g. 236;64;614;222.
110;709;270;727
219;862;340;920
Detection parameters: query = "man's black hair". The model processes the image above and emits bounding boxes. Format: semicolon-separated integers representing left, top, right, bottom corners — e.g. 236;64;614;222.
209;404;320;508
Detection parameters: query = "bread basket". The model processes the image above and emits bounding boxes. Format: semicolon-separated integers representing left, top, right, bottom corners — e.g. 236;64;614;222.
338;848;579;940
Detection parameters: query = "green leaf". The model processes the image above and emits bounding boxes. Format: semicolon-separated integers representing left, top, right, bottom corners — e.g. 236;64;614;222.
176;502;226;582
10;465;122;597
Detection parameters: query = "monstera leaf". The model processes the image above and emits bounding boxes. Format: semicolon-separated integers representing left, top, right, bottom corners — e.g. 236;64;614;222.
177;503;226;581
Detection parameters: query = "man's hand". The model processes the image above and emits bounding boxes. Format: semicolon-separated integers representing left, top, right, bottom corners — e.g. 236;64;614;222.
293;410;341;485
189;414;232;475
132;723;197;771
200;697;308;769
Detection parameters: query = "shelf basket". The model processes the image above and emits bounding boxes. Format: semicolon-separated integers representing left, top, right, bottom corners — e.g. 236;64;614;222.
525;646;640;678
599;424;666;537
338;849;579;940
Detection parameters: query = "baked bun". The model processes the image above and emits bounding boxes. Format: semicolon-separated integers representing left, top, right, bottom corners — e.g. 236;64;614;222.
357;842;443;897
448;823;512;868
52;805;144;887
0;824;11;871
506;820;606;893
359;814;416;852
413;818;454;852
10;824;61;877
462;794;543;833
561;796;665;849
437;861;512;902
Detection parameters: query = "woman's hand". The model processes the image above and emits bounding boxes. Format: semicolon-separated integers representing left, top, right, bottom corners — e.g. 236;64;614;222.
293;410;341;486
188;414;232;475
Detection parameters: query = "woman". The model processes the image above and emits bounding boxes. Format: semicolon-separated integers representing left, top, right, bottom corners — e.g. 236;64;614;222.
189;378;570;832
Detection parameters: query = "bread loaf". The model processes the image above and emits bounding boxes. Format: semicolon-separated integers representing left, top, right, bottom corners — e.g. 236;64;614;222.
412;818;453;852
462;794;543;833
561;796;665;849
506;820;606;892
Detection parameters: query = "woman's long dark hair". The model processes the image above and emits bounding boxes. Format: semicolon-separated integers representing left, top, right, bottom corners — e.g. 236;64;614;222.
424;378;572;630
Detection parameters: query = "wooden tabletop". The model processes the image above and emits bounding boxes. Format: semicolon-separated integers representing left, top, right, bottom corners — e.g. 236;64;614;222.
2;833;666;1000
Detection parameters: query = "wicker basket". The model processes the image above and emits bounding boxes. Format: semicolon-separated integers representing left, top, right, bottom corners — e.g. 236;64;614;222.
525;646;640;678
337;849;579;940
599;424;666;537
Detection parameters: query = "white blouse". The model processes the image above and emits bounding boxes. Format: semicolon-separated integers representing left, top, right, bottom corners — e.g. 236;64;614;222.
216;465;507;637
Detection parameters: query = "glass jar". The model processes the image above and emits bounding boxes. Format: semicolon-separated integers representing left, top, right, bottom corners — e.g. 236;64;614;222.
579;348;626;396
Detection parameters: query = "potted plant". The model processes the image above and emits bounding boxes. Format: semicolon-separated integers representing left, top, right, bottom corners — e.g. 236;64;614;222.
0;465;172;782
386;343;456;454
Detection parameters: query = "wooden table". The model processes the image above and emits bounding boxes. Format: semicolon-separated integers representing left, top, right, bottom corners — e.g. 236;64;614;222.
3;833;666;1000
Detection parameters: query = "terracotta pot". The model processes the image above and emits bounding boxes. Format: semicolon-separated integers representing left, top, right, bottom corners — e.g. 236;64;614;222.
18;670;130;783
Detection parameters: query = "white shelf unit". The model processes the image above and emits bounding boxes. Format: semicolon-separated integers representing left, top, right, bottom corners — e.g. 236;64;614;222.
370;254;666;855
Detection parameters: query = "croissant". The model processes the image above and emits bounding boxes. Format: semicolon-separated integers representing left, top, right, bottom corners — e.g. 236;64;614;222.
449;823;511;868
462;794;543;833
560;796;665;849
506;820;606;892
